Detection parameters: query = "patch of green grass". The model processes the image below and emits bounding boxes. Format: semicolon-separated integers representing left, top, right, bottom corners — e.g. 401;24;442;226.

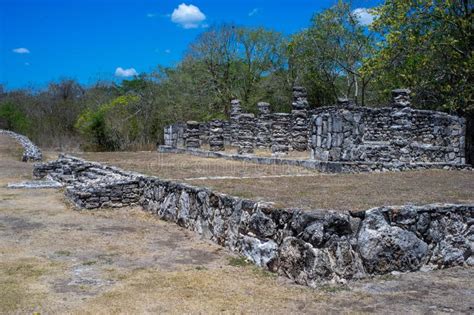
4;262;46;278
228;256;252;267
195;266;207;271
82;260;97;266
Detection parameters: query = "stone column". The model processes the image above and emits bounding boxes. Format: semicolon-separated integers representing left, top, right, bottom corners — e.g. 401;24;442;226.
164;125;176;147
391;89;411;108
222;121;232;146
311;110;362;161
230;99;242;146
209;120;225;151
291;86;310;151
336;97;356;108
199;122;210;145
184;121;201;149
256;102;272;149
237;113;256;154
271;113;291;155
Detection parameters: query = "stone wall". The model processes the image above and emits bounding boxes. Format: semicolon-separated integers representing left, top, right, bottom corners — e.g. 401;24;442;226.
0;129;42;162
311;106;466;164
34;155;473;287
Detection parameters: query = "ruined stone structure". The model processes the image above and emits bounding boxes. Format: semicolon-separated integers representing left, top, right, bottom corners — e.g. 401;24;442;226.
271;113;291;155
162;88;468;171
184;121;201;149
311;106;466;165
255;102;272;149
0;129;42;162
237;113;256;154
209;120;225;151
34;155;474;287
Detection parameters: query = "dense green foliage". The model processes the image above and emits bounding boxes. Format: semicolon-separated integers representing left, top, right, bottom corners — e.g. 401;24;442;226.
0;0;472;151
0;101;30;134
364;0;473;112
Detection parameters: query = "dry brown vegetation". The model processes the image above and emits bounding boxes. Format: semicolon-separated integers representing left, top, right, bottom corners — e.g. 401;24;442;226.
2;135;474;313
73;151;474;211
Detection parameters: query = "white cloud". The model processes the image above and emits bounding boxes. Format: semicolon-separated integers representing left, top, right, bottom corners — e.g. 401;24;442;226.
171;3;206;29
248;8;259;17
146;13;156;18
352;8;375;26
13;47;30;54
115;67;138;77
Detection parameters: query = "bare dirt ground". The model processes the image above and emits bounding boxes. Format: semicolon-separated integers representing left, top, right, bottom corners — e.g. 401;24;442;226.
74;150;474;211
2;135;473;314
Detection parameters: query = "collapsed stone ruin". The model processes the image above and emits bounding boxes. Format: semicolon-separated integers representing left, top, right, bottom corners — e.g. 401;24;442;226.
34;155;474;287
0;129;42;162
162;87;468;172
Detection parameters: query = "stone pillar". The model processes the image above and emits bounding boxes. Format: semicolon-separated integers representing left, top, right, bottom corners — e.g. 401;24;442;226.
291;86;309;151
184;121;201;149
271;113;291;155
230;99;242;146
336;97;356;108
237;113;255;154
199;122;210;145
163;123;185;148
391;89;411;107
164;125;176;147
222;121;232;146
209;120;225;151
257;101;271;115
256;102;272;149
311;110;363;161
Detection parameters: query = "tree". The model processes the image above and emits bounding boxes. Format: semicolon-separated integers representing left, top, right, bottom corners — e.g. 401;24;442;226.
364;0;473;112
290;1;377;106
186;24;290;115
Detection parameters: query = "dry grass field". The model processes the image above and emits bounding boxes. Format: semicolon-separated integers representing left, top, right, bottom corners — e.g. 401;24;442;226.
75;150;474;211
2;135;473;313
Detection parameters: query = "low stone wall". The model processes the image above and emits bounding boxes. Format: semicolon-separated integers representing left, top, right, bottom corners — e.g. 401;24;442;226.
34;155;142;209
34;155;474;287
0;129;42;162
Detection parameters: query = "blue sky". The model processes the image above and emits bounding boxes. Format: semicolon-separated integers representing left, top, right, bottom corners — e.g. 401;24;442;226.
1;0;380;90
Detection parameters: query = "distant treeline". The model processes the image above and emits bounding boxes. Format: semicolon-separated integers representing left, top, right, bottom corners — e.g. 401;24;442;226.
0;0;472;154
